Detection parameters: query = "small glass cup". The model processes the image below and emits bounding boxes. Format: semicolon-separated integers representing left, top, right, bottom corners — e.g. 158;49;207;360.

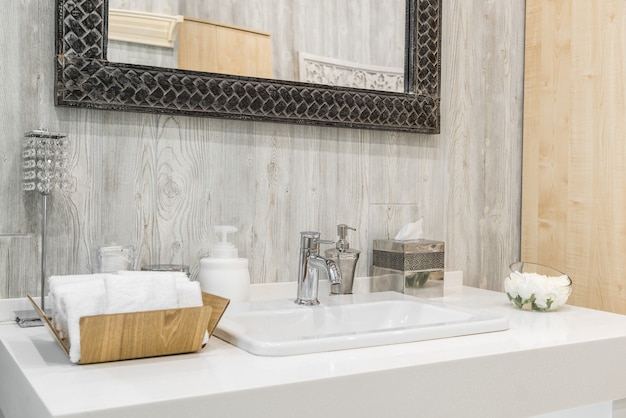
91;245;136;273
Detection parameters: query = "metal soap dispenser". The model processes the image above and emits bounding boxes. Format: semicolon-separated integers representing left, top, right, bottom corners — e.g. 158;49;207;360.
325;224;360;294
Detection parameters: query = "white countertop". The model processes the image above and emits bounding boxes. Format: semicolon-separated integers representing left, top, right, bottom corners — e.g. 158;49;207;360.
2;277;626;418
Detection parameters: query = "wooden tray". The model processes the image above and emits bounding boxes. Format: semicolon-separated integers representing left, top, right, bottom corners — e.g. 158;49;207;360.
28;292;229;364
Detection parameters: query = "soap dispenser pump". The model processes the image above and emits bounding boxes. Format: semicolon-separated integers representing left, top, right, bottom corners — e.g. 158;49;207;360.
199;226;250;301
325;224;360;294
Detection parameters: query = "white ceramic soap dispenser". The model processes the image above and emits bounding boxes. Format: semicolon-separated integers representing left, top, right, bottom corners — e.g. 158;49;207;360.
199;225;250;301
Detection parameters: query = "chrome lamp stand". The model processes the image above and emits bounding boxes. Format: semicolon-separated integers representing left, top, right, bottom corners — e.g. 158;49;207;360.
15;129;70;327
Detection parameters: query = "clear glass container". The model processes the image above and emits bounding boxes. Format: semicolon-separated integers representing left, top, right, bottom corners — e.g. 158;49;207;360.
141;264;190;276
504;261;572;311
91;245;136;273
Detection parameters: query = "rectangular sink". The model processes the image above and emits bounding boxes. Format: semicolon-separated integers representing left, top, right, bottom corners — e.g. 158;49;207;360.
214;291;508;356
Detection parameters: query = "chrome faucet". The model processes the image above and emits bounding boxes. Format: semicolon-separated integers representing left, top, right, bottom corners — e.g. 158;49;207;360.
295;231;342;305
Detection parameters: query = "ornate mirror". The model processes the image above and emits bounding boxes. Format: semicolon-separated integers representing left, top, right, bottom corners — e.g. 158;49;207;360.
55;0;441;133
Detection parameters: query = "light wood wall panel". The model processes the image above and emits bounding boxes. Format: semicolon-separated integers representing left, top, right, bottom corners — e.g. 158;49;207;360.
522;0;626;313
0;1;525;299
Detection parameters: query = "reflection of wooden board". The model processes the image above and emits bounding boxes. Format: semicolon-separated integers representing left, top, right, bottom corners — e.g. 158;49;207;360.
522;1;626;314
29;292;230;364
178;17;273;78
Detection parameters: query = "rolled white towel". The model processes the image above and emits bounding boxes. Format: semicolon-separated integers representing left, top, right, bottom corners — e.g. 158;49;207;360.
49;272;207;363
116;270;201;307
56;280;106;363
104;273;178;314
48;274;107;338
48;273;107;295
176;280;203;308
49;274;107;310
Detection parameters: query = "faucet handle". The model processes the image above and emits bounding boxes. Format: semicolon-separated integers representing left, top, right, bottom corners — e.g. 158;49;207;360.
312;238;336;255
300;231;320;250
299;231;335;252
315;238;334;245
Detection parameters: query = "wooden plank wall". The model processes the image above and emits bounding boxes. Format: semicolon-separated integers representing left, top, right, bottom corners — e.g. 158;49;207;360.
0;1;525;299
444;2;526;289
522;0;626;314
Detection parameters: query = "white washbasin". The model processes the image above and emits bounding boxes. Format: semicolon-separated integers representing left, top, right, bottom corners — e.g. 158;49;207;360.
214;291;508;356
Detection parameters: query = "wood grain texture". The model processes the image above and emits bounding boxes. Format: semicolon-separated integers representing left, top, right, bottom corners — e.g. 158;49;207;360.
0;1;40;236
29;292;227;364
0;0;524;298
79;305;212;363
0;1;56;298
522;0;626;313
178;18;273;78
0;235;39;297
202;292;230;335
442;1;526;289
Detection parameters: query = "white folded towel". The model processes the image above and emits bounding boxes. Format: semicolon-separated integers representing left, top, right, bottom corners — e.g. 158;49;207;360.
176;280;203;308
104;273;178;314
116;270;201;305
50;272;206;363
56;280;106;363
48;274;107;309
175;278;208;345
48;274;108;338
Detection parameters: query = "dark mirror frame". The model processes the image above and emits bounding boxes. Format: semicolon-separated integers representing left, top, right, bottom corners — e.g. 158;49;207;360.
55;0;441;133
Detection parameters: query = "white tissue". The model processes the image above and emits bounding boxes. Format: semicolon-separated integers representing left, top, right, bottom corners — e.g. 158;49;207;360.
394;219;424;240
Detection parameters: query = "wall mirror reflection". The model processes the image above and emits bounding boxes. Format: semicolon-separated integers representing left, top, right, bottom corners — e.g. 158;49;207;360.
55;0;441;133
107;0;406;93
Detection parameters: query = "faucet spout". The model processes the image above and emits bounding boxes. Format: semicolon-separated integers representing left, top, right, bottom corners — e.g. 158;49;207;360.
295;231;342;306
308;255;342;285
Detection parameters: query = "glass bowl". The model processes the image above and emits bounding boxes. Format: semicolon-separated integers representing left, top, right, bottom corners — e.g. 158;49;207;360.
504;261;572;311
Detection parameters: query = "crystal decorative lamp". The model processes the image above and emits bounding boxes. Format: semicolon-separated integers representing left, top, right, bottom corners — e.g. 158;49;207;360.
16;129;70;327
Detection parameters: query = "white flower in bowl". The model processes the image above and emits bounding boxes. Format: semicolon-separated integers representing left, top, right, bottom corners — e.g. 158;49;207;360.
503;271;521;298
504;262;572;311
